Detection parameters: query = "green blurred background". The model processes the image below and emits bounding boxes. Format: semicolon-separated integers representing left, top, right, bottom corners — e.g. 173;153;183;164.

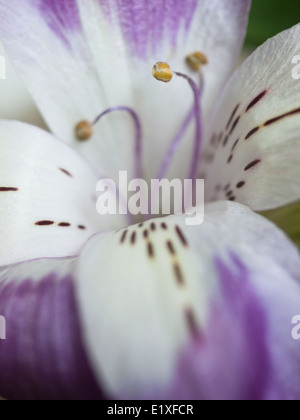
246;0;300;246
246;0;300;47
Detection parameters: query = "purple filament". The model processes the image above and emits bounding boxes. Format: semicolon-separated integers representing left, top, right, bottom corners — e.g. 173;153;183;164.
157;109;194;180
157;73;203;182
93;106;143;180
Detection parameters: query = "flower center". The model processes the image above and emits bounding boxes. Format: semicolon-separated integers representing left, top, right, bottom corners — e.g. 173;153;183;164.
75;53;207;221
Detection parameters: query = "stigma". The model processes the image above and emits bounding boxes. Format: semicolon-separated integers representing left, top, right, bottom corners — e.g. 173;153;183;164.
186;52;208;72
152;62;173;83
75;120;93;141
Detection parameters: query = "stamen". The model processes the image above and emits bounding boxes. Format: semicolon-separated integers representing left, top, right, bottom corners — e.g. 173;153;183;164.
186;52;208;72
152;62;173;83
153;62;203;182
93;107;143;179
76;107;143;180
75;120;93;141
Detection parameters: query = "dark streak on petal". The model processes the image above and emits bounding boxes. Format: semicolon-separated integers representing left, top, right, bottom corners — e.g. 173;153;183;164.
245;127;260;140
143;230;149;239
58;223;71;227
35;221;55;226
185;308;201;339
230;115;241;135
264;107;300;126
236;181;246;189
59;168;73;178
246;90;268;112
167;241;176;256
0;187;18;192
148;242;154;259
245;159;261;171
174;263;184;286
224;184;231;191
150;223;156;232
120;230;128;244
131;231;137;245
222;135;229;147
231;139;239;152
227;155;233;164
175;226;188;247
226;104;240;130
161;222;168;230
78;225;86;230
138;223;144;228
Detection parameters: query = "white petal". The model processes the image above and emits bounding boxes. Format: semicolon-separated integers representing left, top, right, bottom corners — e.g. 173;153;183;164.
0;0;251;180
0;120;125;266
0;41;45;128
75;201;300;399
202;23;300;211
77;215;216;398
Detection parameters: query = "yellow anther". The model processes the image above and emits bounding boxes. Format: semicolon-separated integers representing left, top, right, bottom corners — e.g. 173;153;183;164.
186;52;208;72
75;120;93;141
152;62;173;83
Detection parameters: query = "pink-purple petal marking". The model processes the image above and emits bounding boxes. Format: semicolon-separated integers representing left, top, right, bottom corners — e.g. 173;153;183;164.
39;0;81;44
100;0;198;58
0;273;104;400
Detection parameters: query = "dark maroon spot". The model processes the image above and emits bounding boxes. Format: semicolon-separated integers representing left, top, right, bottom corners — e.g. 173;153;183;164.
222;135;229;147
131;231;137;245
226;104;240;130
167;241;176;256
0;187;18;192
231;139;240;152
150;223;156;232
236;181;246;189
245;159;261;171
230;115;241;135
120;230;128;244
185;308;201;339
226;191;234;198
59;168;73;177
229;196;236;201
174;263;184;286
78;225;86;230
143;230;149;239
59;223;71;227
175;226;188;247
161;222;168;230
264;107;300;126
227;155;233;164
245;127;260;140
224;184;231;191
35;221;54;226
246;90;268;112
148;242;155;259
138;223;144;228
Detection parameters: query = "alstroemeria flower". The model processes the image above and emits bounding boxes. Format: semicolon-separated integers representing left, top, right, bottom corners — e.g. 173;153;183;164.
0;0;300;400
